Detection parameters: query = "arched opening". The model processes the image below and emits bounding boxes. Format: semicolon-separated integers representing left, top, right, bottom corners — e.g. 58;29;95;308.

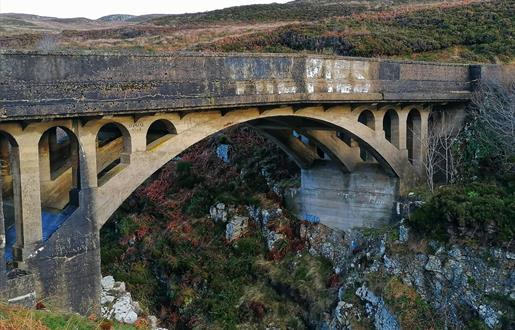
96;123;130;185
407;109;422;165
383;109;400;148
0;131;20;268
98;116;403;327
357;110;376;161
38;127;80;240
146;119;177;150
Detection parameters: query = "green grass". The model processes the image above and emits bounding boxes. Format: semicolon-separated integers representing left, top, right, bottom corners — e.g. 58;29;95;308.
198;0;514;64
0;304;141;330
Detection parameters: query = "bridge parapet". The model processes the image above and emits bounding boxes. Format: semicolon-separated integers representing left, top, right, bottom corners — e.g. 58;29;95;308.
0;52;474;121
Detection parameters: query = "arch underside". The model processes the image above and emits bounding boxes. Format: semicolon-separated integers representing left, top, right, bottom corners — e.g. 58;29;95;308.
0;105;420;243
90;106;417;227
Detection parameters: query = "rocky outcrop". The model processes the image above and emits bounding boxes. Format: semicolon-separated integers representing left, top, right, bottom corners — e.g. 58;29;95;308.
101;275;167;329
301;221;514;329
226;216;249;242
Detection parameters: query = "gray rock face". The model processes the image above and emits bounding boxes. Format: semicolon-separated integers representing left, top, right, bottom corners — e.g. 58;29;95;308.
303;219;513;330
425;255;442;272
101;275;115;290
225;216;249;242
356;286;400;330
101;275;167;329
209;203;229;223
265;230;285;251
399;224;409;243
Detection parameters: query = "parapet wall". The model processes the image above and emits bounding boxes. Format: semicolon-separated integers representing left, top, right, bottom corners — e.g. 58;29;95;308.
0;52;474;121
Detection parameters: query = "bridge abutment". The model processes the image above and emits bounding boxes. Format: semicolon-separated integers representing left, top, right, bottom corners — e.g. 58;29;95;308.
286;160;399;231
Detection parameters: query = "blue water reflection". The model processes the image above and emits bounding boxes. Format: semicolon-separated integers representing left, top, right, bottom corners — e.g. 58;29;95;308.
4;206;75;262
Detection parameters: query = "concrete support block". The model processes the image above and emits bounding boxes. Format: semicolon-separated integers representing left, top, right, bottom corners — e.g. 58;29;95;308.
13;135;43;261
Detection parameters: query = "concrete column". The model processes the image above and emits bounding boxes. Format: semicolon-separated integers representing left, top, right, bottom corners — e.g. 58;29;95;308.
0;138;12;196
397;110;409;157
38;132;51;182
13;135;43;261
0;172;6;288
130;123;147;153
79;134;98;189
374;109;386;138
418;109;430;174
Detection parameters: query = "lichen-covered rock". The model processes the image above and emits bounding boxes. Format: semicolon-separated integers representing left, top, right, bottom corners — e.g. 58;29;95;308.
210;203;228;223
425;255;442;272
101;275;115;290
356;286;400;330
399;224;409;243
265;230;285;250
101;275;166;329
111;293;138;324
225;216;249;242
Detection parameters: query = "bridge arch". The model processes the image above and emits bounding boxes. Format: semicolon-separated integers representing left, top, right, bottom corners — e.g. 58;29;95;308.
95;122;132;185
357;109;376;161
383;108;400;149
407;108;422;166
94;106;416;227
0;130;21;265
38;126;80;211
146;119;177;151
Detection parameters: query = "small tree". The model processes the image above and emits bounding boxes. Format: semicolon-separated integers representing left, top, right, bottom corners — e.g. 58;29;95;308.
453;80;515;182
470;80;515;169
423;111;462;191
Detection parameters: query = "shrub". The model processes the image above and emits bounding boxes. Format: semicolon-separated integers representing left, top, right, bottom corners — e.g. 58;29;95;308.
407;183;514;246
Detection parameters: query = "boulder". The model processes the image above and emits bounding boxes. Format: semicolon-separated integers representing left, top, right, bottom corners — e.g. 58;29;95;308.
226;216;249;242
101;276;115;290
210;203;228;223
425;255;442;272
356;286;400;330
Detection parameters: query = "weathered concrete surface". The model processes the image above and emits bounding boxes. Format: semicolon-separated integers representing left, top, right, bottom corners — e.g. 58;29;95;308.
0;52;511;316
0;272;37;307
26;189;101;314
287;161;398;231
0;52;474;121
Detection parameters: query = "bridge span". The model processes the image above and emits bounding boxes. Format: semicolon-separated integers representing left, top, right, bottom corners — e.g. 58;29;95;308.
0;51;511;313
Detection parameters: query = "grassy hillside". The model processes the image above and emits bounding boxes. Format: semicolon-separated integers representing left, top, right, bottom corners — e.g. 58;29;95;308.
0;1;512;63
195;0;514;63
0;304;141;330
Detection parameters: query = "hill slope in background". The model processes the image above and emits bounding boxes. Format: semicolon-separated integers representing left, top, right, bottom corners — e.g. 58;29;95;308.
0;0;513;63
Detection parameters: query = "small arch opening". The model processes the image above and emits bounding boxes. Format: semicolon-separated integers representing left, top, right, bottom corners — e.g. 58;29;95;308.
97;123;130;185
0;131;20;268
358;110;375;130
146;119;177;150
38;126;80;241
383;109;400;148
358;110;376;161
407;109;422;165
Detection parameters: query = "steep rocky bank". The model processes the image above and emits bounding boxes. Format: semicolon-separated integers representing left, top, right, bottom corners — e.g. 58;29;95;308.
100;126;514;329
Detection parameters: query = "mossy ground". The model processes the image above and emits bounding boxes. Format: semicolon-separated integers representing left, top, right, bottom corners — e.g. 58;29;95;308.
0;304;142;330
100;127;337;328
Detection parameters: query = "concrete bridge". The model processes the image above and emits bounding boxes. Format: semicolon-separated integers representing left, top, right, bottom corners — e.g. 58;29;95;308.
0;51;510;313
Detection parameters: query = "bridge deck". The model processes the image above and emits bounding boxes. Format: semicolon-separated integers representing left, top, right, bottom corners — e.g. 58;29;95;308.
0;51;493;121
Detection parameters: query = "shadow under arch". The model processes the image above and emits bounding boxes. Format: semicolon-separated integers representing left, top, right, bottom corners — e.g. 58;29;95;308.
407;108;422;165
383;108;400;148
146;119;177;151
96;122;132;186
96;109;415;228
357;110;376;161
0;130;21;266
38;126;81;244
